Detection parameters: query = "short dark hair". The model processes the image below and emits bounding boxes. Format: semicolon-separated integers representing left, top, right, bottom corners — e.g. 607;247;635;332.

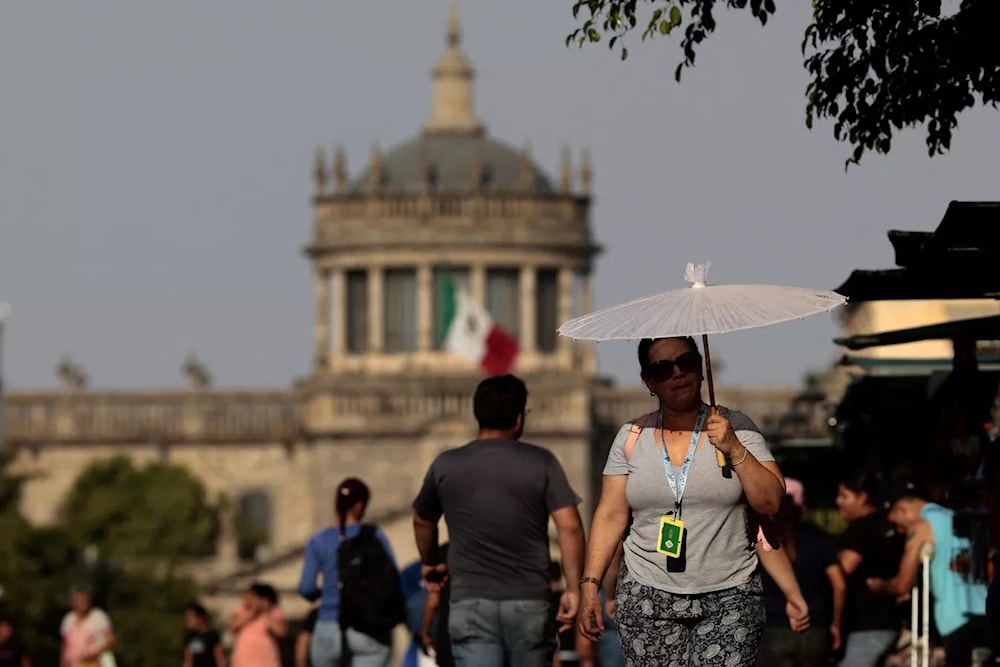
250;582;278;605
839;469;885;508
637;337;700;374
473;375;528;430
185;602;209;619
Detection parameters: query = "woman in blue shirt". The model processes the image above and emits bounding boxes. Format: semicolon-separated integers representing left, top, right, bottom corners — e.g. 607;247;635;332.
298;477;399;667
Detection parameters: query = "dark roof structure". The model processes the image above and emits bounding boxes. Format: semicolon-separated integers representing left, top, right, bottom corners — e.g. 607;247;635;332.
835;201;1000;301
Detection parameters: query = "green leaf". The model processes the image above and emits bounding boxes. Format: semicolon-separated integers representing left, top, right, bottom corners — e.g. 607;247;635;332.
670;5;682;26
675;62;684;82
660;19;671;35
621;46;629;60
588;28;601;42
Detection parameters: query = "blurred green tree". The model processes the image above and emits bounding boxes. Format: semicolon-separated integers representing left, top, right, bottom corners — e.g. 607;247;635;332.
60;456;220;562
0;452;208;667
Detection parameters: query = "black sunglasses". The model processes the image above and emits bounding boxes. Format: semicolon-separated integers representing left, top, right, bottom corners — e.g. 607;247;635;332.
645;352;702;383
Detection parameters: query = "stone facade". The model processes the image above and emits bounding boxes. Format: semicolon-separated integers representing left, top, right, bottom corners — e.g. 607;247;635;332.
2;6;798;636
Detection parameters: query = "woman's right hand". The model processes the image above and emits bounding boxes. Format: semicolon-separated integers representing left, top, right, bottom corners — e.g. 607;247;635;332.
576;587;605;642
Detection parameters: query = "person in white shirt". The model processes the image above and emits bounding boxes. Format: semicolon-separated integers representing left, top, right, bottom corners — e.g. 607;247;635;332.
60;585;115;667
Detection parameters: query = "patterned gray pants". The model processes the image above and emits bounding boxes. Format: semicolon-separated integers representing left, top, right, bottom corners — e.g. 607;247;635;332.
615;561;765;667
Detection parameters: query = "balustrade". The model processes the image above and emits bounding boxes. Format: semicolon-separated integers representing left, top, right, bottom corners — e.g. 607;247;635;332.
320;193;583;222
2;387;581;443
2;392;301;443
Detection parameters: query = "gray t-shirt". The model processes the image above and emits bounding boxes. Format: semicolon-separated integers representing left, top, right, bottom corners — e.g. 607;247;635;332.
413;438;582;602
603;406;774;595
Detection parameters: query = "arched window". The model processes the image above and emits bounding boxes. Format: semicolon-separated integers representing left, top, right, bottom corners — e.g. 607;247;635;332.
384;268;417;352
486;269;520;337
536;269;559;352
236;489;272;562
345;270;369;353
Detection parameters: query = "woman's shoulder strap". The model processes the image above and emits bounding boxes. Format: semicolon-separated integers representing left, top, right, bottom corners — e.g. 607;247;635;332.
623;411;658;461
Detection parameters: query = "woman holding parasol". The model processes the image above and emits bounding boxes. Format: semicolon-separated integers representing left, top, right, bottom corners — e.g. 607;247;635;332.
564;264;847;665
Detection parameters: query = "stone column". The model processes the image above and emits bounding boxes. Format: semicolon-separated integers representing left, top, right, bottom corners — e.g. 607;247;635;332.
557;268;574;358
581;271;594;316
331;269;346;361
369;266;384;352
470;264;486;305
519;266;536;354
417;265;433;351
313;269;330;370
580;271;596;372
215;499;239;572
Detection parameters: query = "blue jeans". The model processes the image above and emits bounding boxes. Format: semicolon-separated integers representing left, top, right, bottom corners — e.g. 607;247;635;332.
595;625;624;667
310;620;392;667
448;598;555;667
837;629;898;667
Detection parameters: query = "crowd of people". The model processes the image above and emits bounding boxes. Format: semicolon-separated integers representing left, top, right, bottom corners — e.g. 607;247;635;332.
0;335;993;667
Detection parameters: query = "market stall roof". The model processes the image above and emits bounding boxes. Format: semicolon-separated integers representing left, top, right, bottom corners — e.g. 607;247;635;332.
835;201;1000;301
834;315;1000;350
836;354;1000;376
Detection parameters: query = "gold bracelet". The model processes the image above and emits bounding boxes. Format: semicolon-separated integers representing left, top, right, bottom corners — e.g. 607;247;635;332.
732;446;750;466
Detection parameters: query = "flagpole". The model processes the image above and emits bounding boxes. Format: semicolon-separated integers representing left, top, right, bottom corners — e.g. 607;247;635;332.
0;304;8;450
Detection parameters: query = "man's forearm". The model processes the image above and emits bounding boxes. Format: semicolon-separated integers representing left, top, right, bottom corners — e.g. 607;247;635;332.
557;523;586;592
413;512;440;563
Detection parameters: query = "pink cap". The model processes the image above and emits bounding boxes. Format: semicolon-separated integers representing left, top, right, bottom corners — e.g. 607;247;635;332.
785;478;805;507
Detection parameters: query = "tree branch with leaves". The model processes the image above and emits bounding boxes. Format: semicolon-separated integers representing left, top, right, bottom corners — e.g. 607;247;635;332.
566;0;1000;167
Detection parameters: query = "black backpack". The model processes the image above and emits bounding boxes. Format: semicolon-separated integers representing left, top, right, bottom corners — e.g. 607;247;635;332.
337;524;407;640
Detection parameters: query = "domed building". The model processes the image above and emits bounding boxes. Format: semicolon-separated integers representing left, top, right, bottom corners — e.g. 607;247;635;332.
306;3;598;381
3;5;799;638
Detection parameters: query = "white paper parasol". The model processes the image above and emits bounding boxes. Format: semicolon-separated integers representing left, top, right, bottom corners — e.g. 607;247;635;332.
558;262;847;466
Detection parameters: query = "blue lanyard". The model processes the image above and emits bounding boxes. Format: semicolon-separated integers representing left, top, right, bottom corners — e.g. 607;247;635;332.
658;404;707;513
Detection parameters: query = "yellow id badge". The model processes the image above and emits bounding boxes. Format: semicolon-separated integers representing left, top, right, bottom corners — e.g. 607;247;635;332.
657;516;685;558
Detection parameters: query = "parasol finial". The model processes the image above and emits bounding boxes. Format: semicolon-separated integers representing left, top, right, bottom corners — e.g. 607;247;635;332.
684;261;711;289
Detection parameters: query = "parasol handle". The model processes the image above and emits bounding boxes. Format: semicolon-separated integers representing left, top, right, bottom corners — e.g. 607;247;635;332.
702;335;727;469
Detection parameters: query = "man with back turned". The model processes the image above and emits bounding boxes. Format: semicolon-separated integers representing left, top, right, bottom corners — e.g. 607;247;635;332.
412;374;585;667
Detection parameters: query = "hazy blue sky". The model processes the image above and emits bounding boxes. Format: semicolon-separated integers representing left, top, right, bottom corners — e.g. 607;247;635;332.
1;1;998;391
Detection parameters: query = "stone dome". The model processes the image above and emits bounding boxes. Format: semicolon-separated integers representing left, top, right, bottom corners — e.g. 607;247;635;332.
348;3;555;196
352;133;555;194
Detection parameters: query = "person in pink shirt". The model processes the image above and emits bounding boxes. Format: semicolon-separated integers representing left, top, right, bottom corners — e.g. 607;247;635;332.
60;585;116;667
229;583;288;667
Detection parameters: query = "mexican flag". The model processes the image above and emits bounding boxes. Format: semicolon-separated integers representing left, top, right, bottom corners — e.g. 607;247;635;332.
437;271;519;376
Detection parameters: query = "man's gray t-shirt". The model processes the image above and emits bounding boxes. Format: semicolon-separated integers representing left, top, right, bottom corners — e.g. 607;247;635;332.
413;438;581;602
603;406;774;595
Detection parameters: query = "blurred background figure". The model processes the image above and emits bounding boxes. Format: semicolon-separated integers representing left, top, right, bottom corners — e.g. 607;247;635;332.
0;615;31;667
60;584;116;667
294;607;318;667
184;602;225;667
834;470;904;667
758;486;845;667
228;582;287;667
417;543;453;667
299;477;404;667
